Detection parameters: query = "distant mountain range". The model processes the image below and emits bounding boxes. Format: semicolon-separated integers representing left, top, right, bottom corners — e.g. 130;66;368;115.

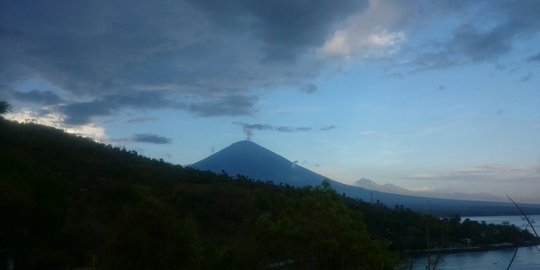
353;178;504;202
193;140;540;216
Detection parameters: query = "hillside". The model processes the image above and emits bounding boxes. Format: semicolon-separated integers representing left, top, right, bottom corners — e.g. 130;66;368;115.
1;119;537;269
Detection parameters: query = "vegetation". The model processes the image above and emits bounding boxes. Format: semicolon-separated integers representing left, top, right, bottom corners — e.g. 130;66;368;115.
346;201;537;252
0;100;10;115
0;114;537;269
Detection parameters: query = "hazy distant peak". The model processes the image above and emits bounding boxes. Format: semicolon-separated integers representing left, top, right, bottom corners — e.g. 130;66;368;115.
354;177;505;202
355;178;413;194
355;178;376;185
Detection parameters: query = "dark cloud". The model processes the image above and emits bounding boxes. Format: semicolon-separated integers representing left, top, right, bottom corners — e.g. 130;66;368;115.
57;91;258;124
12;90;63;105
320;125;337;131
235;122;335;139
275;126;312;132
0;0;368;121
238;123;273;131
59;91;172;125
133;133;172;144
299;83;318;94
188;0;366;61
60;102;113;125
3;0;539;122
520;72;533;82
126;117;157;124
528;52;540;62
451;23;516;62
236;122;311;132
435;85;446;91
413;23;521;70
187;95;258;117
410;0;540;71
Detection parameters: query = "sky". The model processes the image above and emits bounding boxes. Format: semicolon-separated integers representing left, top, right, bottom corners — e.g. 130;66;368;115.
1;0;539;203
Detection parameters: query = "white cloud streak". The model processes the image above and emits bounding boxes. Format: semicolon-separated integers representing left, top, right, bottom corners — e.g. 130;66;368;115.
318;0;408;60
6;108;107;141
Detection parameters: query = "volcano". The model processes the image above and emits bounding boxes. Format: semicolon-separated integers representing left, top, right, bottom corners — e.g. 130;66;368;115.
192;140;540;216
193;140;326;186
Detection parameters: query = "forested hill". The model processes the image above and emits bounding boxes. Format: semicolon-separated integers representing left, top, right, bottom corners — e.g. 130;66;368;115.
0;119;537;269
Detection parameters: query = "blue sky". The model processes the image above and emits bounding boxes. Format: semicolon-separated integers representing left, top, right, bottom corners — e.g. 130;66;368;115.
2;0;539;202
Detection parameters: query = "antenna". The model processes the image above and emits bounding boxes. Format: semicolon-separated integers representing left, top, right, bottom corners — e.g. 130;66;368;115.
504;194;539;270
506;195;539;238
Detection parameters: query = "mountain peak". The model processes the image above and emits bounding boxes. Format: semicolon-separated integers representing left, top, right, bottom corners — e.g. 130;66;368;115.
193;140;327;186
231;139;255;145
229;140;263;148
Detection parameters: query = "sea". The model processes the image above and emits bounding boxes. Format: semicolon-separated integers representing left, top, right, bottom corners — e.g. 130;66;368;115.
405;215;540;270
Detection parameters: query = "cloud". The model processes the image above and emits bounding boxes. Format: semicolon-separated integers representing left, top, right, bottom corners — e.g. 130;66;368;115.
0;0;369;121
456;164;530;175
528;52;540;62
187;95;258;117
236;122;312;132
409;1;540;71
299;83;318;94
55;92;258;124
520;72;533;82
413;23;517;70
435;85;446;91
126;117;157;124
5;108;106;141
320;125;337;131
3;0;539;123
404;163;540;183
187;0;366;61
12;90;63;105
276;126;311;132
401;164;540;203
319;0;408;60
406;186;434;192
59;91;173;125
132;133;172;144
235;122;335;140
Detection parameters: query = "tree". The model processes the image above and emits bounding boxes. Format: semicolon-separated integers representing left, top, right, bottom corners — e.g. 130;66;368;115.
253;183;398;269
0;100;10;115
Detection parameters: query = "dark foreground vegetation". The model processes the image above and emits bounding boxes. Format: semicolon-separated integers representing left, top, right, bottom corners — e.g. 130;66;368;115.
1;117;537;269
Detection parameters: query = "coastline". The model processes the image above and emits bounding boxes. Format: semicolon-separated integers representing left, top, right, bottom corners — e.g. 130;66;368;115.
405;240;540;257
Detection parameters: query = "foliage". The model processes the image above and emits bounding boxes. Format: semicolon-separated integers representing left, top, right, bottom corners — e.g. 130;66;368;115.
0;119;536;269
0;100;10;115
344;200;537;252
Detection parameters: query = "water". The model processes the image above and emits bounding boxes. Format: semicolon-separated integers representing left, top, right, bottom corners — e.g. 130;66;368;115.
406;215;540;270
466;215;540;235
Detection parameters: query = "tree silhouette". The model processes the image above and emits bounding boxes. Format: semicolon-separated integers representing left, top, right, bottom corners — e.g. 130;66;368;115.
0;100;10;115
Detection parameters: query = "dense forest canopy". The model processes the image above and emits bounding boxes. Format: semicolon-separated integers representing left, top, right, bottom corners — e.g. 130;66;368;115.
0;101;10;115
0;113;537;269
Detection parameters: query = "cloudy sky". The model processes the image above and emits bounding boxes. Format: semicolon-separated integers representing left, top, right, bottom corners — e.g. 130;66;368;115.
2;0;539;203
